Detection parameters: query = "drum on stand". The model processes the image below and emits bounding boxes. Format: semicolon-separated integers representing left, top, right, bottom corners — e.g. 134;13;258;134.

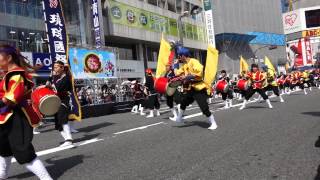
237;79;250;91
31;86;61;116
215;80;229;93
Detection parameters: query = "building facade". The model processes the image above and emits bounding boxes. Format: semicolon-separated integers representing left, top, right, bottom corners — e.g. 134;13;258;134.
0;0;208;80
211;0;286;75
282;0;320;68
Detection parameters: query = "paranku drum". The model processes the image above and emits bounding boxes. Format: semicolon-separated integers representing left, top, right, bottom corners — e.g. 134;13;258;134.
215;80;229;93
277;79;285;86
154;77;182;96
31;86;61;116
237;79;250;91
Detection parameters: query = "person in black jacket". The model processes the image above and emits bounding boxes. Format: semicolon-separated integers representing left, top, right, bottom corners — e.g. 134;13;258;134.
47;61;74;147
144;69;160;118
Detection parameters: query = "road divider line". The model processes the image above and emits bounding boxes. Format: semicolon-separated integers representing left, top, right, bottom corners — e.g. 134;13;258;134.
113;122;165;135
11;138;104;163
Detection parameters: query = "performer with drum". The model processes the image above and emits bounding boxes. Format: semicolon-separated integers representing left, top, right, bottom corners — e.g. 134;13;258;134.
144;69;161;118
236;72;249;100
173;47;218;130
262;66;284;103
0;45;53;180
216;70;233;109
239;64;273;110
277;72;286;95
164;64;179;120
47;60;74;147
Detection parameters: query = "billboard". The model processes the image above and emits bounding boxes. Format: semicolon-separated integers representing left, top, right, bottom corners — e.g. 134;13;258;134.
69;48;116;79
283;9;304;34
109;0;206;42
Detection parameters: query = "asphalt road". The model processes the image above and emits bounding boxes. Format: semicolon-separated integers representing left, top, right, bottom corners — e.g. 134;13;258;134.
7;88;320;180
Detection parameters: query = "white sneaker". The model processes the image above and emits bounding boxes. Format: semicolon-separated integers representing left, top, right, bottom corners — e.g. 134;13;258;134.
224;101;229;109
169;109;177;121
156;110;160;116
279;96;284;103
59;140;73;147
239;100;247;110
146;111;154;118
33;129;40;135
140;107;146;116
266;99;273;109
175;110;184;123
208;115;218;130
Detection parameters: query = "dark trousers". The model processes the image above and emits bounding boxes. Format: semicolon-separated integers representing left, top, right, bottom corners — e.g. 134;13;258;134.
134;98;145;107
245;87;269;100
180;89;211;117
166;95;174;109
290;83;304;90
264;85;280;96
0;109;37;164
147;94;160;110
221;89;233;100
55;104;70;131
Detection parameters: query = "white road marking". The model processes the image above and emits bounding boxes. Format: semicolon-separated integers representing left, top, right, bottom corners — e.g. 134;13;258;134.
11;138;104;163
113;122;165;135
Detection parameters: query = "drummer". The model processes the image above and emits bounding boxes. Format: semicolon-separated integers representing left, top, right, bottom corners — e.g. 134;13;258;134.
131;79;146;116
144;69;160;118
163;64;179;120
173;47;218;130
0;44;53;180
239;64;273;110
261;66;284;103
237;72;248;100
47;60;74;147
217;70;233;109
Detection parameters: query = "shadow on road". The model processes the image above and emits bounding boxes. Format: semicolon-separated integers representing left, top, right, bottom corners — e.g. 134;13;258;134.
302;112;320;117
10;155;91;179
77;122;114;133
174;121;210;129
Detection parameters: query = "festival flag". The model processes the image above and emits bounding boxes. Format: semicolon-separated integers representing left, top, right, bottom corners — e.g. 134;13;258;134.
156;35;172;78
264;56;276;74
239;56;249;73
204;45;219;94
43;0;82;121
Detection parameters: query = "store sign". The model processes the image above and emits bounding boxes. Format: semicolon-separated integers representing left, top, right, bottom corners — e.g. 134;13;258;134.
205;10;215;46
283;10;303;34
92;0;102;49
304;38;313;65
302;28;320;37
33;53;52;71
203;0;215;46
109;0;206;42
42;0;68;64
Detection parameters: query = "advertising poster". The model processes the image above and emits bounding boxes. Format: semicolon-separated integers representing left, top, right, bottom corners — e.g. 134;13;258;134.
69;48;117;79
109;0;205;42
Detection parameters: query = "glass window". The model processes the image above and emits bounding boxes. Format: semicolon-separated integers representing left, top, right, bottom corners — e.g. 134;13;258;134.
184;1;190;12
148;0;158;6
176;0;181;14
168;0;176;12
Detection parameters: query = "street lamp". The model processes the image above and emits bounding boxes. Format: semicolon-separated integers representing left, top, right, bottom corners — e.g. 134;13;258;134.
177;5;202;45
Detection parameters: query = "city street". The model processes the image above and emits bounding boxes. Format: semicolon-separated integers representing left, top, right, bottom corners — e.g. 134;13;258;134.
7;89;320;180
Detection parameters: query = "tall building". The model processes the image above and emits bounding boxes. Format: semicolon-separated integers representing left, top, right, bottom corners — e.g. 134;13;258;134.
0;0;208;80
211;0;286;75
282;0;320;68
